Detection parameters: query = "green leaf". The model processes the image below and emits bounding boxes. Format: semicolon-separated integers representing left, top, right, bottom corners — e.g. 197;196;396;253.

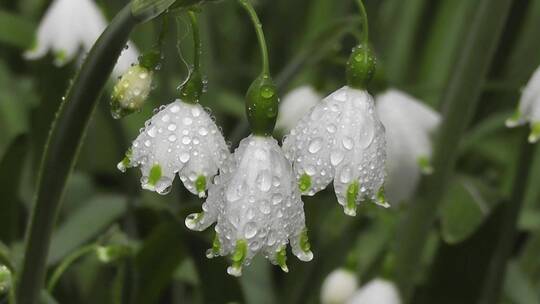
134;220;188;304
0;136;28;245
503;261;540;304
440;176;500;244
47;195;128;265
0;10;35;49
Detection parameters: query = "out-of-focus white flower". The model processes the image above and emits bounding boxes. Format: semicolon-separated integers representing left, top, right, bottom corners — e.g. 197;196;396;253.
346;279;401;304
276;86;321;132
283;86;387;216
185;135;313;276
321;269;359;304
118;100;229;197
110;65;153;119
506;66;540;143
376;90;441;204
24;0;138;77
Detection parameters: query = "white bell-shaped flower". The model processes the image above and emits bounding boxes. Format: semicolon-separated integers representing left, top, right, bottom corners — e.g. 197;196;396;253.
506;66;540;143
283;86;387;216
321;269;359;304
118;100;229;197
24;0;138;77
185;135;313;276
346;279;401;304
376;90;441;204
276;86;321;132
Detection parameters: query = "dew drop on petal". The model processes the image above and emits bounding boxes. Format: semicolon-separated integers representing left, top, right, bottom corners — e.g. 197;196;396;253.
179;153;190;163
308;138;323;153
330;151;344;166
244;222;257;239
256;170;272;192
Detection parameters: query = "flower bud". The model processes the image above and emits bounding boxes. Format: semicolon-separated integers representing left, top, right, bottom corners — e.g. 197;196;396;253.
110;64;154;119
96;245;133;264
0;265;12;295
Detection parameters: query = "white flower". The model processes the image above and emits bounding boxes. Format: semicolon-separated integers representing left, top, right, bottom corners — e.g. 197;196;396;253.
283;86;387;216
24;0;139;77
276;86;321;132
346;279;401;304
321;269;359;304
118;100;229;197
185;135;313;276
376;90;441;204
506;66;540;143
110;64;153;119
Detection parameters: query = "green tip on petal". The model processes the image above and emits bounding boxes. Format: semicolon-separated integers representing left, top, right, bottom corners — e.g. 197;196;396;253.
227;240;247;277
54;49;67;65
117;148;132;173
505;109;523;128
0;265;12;295
195;175;207;197
299;174;312;193
345;181;359;216
299;228;311;253
207;233;221;259
529;122;540;144
96;245;132;264
148;164;162;187
276;246;288;272
417;156;434;175
376;187;390;208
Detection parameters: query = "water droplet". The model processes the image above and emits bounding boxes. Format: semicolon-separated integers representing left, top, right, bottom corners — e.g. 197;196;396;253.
147;126;157;137
308;138;323;153
191;107;201;117
340;167;352;183
259;200;271;214
330;151;344;166
168;124;177;131
326;124;337;133
168;135;177;142
244;222;257;239
179;153;190;163
161;114;170;122
256;170;272;192
183;117;193;125
144;140;151;147
342;137;354;150
272;194;283;205
170;105;180;113
261;86;274;99
334;91;347;102
199;127;208;136
182;136;191;144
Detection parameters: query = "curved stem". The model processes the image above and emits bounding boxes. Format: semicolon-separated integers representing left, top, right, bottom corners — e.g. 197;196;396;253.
237;0;270;75
47;244;98;293
188;10;201;72
15;5;138;304
354;0;369;45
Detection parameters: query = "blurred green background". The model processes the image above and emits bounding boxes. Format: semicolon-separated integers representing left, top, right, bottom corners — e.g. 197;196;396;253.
1;0;540;303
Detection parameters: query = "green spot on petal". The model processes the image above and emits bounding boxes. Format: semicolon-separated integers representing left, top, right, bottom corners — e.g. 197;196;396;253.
195;175;206;195
376;187;390;208
148;164;162;186
54;49;67;64
212;234;221;254
529;122;540;143
276;246;288;272
299;228;311;252
505;109;523;128
229;239;247;275
299;174;312;193
346;181;359;216
417;156;433;175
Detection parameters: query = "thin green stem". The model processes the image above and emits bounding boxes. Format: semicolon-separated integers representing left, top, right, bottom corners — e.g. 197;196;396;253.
188;10;201;72
15;5;138;304
237;0;270;75
47;244;98;293
354;0;369;45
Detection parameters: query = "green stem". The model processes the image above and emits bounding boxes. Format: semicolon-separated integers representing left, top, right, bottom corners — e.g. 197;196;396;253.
478;133;536;304
237;0;270;76
15;5;138;304
392;0;514;299
188;10;201;72
47;244;98;293
354;0;368;45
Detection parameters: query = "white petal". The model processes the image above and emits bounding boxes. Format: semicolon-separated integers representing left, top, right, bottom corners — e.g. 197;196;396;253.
519;66;540;123
276;86;321;132
113;42;140;78
321;269;358;304
346;279;402;304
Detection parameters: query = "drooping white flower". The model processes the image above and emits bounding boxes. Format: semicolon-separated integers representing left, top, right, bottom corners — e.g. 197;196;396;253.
376;90;441;204
185;135;313;276
118;100;229;197
276;86;321;132
321;269;359;304
283;86;387;216
506;66;540;143
24;0;139;77
346;279;401;304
